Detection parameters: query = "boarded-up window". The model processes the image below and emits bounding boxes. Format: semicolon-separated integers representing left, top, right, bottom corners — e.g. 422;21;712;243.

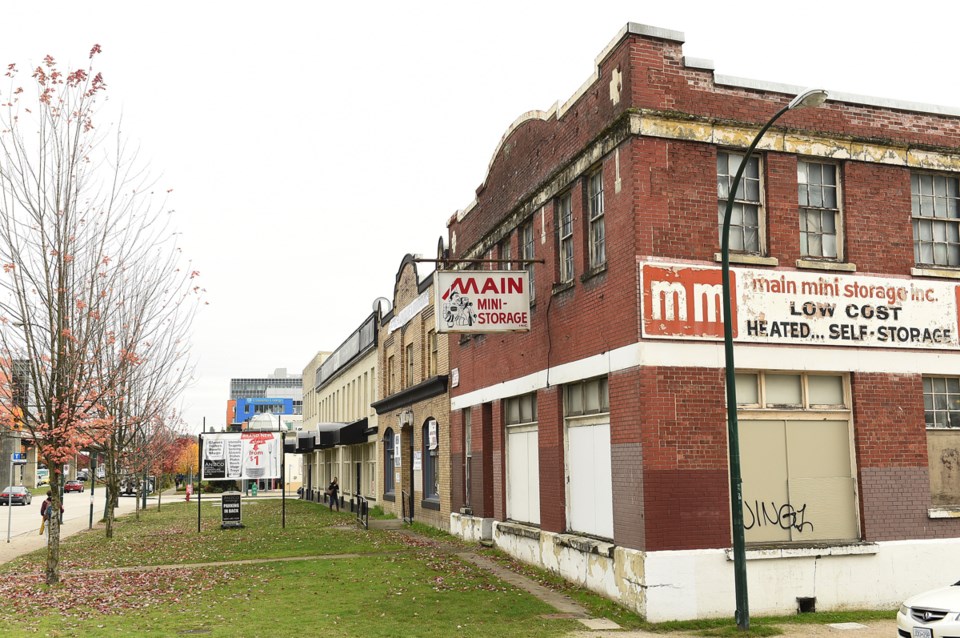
505;394;539;525
565;378;613;539
737;372;858;543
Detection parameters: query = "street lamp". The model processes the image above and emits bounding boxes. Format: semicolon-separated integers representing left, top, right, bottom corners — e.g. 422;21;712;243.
720;88;828;631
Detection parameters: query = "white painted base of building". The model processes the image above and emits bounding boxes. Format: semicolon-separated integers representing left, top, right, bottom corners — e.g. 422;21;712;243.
451;514;957;621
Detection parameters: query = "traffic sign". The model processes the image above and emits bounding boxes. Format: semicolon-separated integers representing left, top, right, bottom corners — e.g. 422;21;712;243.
10;452;26;465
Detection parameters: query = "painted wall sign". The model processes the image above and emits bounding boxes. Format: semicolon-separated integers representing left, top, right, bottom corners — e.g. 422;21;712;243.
435;270;530;333
201;432;282;480
640;261;960;349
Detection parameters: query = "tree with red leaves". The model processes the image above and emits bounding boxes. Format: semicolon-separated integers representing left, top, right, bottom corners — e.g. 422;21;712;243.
0;46;201;584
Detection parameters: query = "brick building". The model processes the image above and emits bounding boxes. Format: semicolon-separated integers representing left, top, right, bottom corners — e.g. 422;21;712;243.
372;255;451;529
444;22;960;620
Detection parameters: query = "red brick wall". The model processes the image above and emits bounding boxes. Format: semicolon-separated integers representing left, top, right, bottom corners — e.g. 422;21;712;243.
537;386;566;533
843;163;914;273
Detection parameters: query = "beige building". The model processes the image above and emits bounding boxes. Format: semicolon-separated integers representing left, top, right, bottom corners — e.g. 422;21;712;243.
301;315;380;506
372;255;451;530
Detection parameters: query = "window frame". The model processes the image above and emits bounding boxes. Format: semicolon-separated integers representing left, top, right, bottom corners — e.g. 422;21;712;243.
422;420;439;502
383;427;395;496
797;160;842;261
520;218;536;302
911;172;960;268
717;150;765;255
923;376;960;429
557;193;574;283
587;168;605;268
405;343;414;388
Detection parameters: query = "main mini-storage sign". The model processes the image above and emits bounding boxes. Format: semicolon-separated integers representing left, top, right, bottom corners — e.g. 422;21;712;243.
435;271;530;333
640;261;960;349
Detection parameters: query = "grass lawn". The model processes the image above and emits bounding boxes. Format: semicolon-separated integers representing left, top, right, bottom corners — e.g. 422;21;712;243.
0;499;580;637
0;498;897;637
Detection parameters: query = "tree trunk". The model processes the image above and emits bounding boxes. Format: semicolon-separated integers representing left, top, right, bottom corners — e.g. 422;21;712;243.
44;476;62;585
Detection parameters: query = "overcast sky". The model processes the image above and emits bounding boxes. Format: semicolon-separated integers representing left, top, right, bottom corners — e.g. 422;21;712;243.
1;1;957;433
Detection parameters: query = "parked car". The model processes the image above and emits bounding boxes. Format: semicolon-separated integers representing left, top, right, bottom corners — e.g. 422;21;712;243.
898;580;960;637
64;480;84;493
0;486;32;505
76;470;89;482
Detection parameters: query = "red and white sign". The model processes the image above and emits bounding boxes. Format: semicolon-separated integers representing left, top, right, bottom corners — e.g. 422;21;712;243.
640;261;960;349
435;271;530;333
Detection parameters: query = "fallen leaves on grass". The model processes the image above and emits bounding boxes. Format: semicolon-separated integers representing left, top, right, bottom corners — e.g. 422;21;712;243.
0;567;238;626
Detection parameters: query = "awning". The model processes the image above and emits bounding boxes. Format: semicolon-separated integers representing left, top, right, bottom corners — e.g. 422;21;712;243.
339;418;369;446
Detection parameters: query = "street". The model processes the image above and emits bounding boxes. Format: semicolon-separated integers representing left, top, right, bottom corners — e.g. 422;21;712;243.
0;486;149;544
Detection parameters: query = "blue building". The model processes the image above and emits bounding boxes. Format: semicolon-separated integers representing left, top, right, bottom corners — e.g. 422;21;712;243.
228;368;302;426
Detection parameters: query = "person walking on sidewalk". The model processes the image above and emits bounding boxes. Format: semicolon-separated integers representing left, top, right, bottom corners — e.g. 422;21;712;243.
327;478;340;512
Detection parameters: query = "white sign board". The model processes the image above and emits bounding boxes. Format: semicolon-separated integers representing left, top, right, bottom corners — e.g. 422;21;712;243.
201;432;282;481
641;261;960;349
413;451;422;471
435;270;530;333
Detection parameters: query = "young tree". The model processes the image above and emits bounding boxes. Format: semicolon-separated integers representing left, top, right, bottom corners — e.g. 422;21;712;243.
0;47;200;584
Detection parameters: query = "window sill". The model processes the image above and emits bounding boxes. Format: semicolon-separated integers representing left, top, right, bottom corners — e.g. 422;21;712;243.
579;262;607;283
383;493;395;503
713;253;779;267
727;542;878;561
912;266;960;280
795;259;857;272
551;280;575;296
421;498;440;511
556;533;615;558
496;520;542;541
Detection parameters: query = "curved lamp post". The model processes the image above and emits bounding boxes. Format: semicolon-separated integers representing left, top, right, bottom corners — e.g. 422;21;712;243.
721;88;828;631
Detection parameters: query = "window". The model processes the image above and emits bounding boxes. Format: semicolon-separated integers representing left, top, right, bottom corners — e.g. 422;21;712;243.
422;419;439;501
520;219;536;302
923;377;960;428
557;194;574;283
405;343;414;387
717;151;763;253
383;428;395;495
387;355;396;395
426;329;437;377
798;161;841;259
564;377;612;538
588;169;605;268
736;371;857;544
912;173;960;267
505;393;539;524
500;237;512;270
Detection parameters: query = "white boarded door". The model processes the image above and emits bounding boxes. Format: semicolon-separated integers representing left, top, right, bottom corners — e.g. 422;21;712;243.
567;422;613;538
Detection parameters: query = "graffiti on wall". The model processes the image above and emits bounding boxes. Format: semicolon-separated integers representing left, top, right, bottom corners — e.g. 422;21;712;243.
744;499;815;533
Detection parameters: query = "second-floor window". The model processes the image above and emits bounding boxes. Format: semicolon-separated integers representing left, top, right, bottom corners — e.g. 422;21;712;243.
500;237;512;270
387;355;396;395
588;169;605;268
405;343;415;387
557;194;574;283
912;172;960;267
798;161;841;260
426;329;437;377
718;151;763;254
521;219;536;302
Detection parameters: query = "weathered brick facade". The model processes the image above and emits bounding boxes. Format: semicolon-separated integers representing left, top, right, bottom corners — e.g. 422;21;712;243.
444;23;960;618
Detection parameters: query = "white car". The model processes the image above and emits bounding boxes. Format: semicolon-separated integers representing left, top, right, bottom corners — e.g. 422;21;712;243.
898;581;960;637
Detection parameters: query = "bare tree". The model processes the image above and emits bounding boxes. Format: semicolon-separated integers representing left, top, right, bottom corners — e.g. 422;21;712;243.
0;47;201;583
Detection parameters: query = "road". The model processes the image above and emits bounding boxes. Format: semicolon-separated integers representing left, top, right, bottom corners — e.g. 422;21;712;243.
0;486;158;562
